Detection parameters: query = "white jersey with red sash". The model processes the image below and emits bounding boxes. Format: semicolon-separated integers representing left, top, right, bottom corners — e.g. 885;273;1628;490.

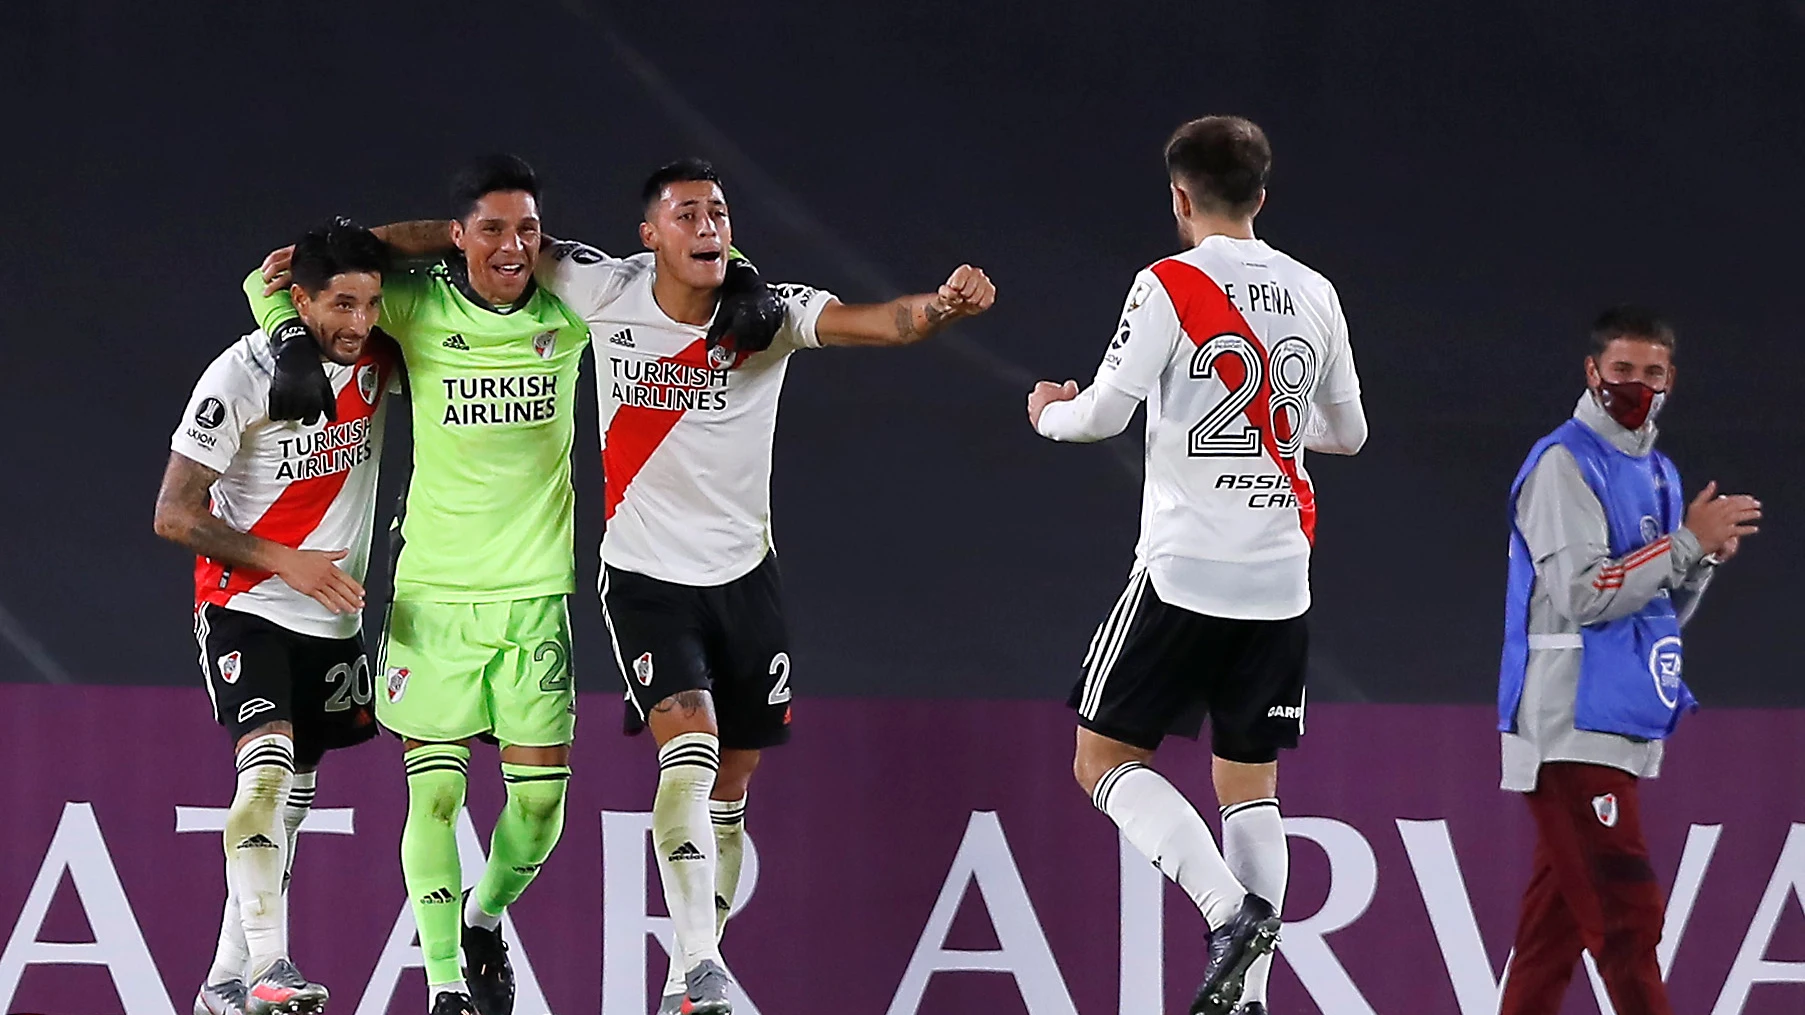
1097;235;1360;620
170;330;399;639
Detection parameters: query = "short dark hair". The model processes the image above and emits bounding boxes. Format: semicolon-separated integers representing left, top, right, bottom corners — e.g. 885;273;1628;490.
1165;116;1272;216
1589;305;1676;359
451;154;540;220
641;157;724;211
290;218;389;295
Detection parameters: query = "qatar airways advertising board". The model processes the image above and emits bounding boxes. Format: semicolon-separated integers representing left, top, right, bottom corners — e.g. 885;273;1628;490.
2;686;1801;1014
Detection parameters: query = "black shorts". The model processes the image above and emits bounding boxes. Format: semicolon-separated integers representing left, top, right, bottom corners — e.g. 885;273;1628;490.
600;554;793;751
1068;570;1308;763
194;603;380;766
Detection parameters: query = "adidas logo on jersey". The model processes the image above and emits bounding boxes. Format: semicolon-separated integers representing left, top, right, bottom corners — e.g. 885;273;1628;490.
609;328;635;348
236;834;279;850
669;841;705;862
443;334;470;351
419;887;457;905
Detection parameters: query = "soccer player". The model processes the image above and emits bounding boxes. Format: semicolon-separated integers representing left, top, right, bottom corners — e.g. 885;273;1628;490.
251;158;620;1015
156;220;396;1015
1027;117;1366;1015
527;158;992;1014
1495;308;1759;1015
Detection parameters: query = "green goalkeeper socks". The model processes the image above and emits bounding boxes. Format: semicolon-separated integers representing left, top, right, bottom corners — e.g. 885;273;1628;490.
402;744;470;987
469;763;570;926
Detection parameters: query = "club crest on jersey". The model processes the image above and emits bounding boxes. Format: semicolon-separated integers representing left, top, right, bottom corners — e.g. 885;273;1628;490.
634;652;655;686
708;343;736;370
357;364;379;404
1640;515;1661;544
218;651;242;685
386;666;410;703
1592;793;1619;828
532;330;557;360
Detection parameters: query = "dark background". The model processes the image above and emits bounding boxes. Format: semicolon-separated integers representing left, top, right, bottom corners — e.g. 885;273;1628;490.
2;0;1800;704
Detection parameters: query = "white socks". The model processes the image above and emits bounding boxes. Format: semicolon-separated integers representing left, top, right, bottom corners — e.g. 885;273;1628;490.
225;734;295;980
1092;761;1244;929
1222;797;1287;1004
711;794;748;937
283;770;316;885
206;879;248;985
662;792;749;997
465;892;502;932
654;733;723;973
210;765;314;984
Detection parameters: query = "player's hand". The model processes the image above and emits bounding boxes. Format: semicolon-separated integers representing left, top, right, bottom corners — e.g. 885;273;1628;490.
260;245;297;296
1683;481;1761;555
708;257;785;356
267;319;337;425
273;548;366;615
1027;379;1080;429
1715;535;1741;562
931;264;996;321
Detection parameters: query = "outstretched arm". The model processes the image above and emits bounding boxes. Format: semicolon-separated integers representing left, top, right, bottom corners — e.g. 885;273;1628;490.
814;265;996;348
256;220;455;297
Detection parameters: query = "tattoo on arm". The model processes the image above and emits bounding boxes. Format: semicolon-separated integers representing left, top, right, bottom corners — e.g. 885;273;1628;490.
893;298;952;344
375;220;455;257
153;454;280;572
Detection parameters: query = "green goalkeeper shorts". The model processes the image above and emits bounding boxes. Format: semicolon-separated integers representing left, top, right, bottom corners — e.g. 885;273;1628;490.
377;595;576;747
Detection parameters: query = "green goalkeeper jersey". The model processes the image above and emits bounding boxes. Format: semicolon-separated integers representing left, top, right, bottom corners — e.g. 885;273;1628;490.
246;261;590;603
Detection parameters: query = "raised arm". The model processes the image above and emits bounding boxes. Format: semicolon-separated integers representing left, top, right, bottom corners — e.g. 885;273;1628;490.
813;264;996;348
152;453;365;614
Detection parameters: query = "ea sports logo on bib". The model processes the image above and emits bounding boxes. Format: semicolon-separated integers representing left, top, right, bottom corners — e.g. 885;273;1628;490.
1648;635;1683;708
1640;515;1661;544
218;651;242;684
357;363;379;404
386;666;410;703
532;330;557;360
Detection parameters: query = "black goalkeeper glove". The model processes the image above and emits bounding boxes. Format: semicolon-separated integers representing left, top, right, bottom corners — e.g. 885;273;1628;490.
267;318;337;425
707;256;785;356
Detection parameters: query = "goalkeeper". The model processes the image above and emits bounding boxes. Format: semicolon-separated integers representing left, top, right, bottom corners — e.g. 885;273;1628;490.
246;154;782;1015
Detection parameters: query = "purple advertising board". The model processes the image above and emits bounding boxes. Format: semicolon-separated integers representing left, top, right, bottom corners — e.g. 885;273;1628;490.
2;685;1802;1015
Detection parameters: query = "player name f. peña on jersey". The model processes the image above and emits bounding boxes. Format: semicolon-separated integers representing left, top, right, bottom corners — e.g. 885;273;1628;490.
1032;115;1368;1015
1041;228;1363;621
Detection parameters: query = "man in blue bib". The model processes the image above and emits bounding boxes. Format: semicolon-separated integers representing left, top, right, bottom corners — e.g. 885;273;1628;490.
1495;307;1760;1015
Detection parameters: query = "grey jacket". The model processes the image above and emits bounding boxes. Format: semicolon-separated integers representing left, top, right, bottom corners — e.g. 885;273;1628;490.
1499;393;1718;792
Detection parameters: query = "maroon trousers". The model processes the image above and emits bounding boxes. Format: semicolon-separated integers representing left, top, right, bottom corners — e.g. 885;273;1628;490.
1499;762;1672;1015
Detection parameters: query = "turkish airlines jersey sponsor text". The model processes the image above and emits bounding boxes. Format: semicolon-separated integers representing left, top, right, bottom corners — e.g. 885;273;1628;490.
537;248;832;586
169;331;396;638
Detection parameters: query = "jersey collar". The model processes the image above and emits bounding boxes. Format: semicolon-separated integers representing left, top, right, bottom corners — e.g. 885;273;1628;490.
440;257;539;315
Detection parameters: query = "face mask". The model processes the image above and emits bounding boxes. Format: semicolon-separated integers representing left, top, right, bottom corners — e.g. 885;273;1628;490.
1596;379;1666;430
